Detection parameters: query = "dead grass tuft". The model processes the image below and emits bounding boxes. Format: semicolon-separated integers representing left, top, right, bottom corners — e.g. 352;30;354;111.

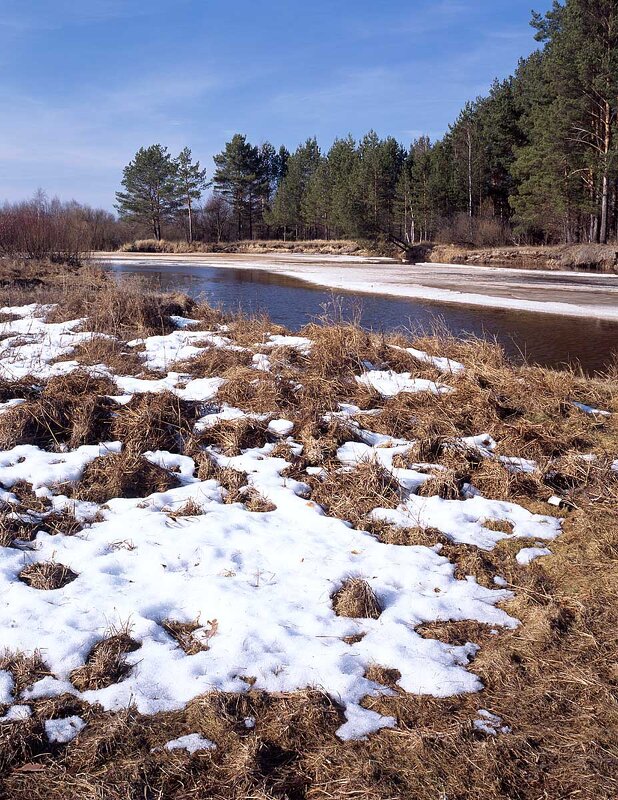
0;650;48;696
242;490;277;513
19;561;78;590
0;377;39;403
46;271;196;337
64;335;146;375
161;619;211;655
416;466;469;500
332;578;383;619
197;417;270;456
194;452;248;500
367;519;447;548
174;345;253;377
0;507;89;547
70;627;140;691
416;620;498;646
7;481;52;513
308;459;402;528
166;499;205;518
72;451;180;503
0;370;117;451
216;366;299;414
364;664;403;690
111;391;198;454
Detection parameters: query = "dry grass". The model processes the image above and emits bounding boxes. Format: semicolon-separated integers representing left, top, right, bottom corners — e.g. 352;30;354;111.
61;336;147;375
46;271;196;337
332;578;383;620
6;481;52;513
71;451;180;504
308;459;402;529
194;451;248;500
242;489;277;513
428;241;618;272
118;238;368;256
0;508;93;548
196;417;270;456
0;371;117;451
111;391;198;454
18;561;78;590
0;507;616;798
70;627;140;692
0;650;48;697
174;344;253;377
161;619;215;655
165;498;205;518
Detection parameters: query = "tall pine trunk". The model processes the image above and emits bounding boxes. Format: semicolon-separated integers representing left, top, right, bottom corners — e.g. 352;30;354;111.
599;99;611;243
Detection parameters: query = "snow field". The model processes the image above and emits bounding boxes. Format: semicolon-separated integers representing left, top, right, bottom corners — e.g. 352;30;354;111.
0;302;591;744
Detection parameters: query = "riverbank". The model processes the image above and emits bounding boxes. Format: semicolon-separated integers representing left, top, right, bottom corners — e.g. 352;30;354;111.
119;238;377;257
97;251;618;322
117;240;618;273
0;264;616;798
413;242;618;273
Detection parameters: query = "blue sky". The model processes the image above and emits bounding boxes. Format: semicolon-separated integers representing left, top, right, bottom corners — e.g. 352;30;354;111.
0;0;552;209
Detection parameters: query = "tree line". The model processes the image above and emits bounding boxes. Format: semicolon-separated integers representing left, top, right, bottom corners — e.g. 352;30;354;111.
114;1;617;247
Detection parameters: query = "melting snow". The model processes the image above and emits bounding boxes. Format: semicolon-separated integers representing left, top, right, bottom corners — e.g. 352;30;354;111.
0;303;569;741
389;344;465;374
0;704;32;722
473;709;511;735
516;546;552;565
356;369;451;398
44;715;86;743
163;734;216;753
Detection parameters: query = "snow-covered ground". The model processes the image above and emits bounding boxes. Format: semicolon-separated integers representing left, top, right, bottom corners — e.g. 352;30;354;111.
0;302;584;744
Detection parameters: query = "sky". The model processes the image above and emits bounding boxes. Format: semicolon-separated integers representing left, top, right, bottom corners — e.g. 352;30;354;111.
0;0;553;209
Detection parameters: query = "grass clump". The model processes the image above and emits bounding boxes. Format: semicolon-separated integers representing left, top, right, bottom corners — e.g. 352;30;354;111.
196;417;270;456
111;391;198;454
308;459;401;528
162;619;216;655
0;371;117;451
0;650;48;697
70;627;140;692
73;451;180;503
19;561;78;590
332;578;383;620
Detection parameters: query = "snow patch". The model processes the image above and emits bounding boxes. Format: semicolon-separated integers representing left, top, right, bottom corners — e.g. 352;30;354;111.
44;715;86;743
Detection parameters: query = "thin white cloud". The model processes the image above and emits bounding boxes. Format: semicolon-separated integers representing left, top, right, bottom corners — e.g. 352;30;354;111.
0;0;170;33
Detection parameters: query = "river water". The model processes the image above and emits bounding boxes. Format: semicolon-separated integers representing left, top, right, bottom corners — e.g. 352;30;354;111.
102;259;618;374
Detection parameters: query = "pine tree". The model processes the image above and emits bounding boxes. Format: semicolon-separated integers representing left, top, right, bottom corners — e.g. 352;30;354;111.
212;134;264;239
115;145;181;240
357;132;404;237
303;158;332;238
175;147;208;243
267;139;321;238
537;0;618;242
327;136;363;237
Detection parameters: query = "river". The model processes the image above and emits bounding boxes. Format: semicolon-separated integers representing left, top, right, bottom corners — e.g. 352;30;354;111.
100;256;618;374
